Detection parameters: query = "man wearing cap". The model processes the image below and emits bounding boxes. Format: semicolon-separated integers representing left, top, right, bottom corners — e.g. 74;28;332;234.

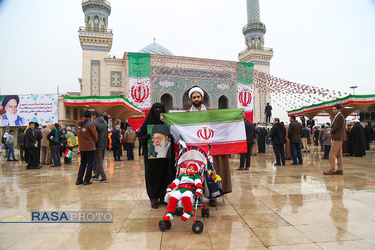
76;110;98;185
321;123;332;159
0;95;25;126
323;104;346;175
150;124;171;158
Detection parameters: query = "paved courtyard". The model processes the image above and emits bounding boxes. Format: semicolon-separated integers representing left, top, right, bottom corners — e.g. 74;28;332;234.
0;143;374;249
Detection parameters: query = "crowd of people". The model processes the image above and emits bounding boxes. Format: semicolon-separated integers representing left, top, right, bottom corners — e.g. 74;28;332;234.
1;87;374;212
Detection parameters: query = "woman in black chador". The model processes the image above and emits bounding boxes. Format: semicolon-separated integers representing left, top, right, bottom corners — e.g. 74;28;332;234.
138;103;175;209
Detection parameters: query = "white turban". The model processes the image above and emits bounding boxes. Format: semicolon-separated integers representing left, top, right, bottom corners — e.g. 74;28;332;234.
188;87;204;99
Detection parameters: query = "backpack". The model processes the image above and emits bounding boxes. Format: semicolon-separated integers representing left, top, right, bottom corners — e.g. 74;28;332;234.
203;161;223;199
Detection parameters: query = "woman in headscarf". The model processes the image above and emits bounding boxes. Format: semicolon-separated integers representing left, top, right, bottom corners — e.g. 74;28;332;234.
138;103;175;209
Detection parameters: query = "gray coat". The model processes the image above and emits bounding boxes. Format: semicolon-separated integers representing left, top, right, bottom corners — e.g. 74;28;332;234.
94;116;108;148
321;128;331;146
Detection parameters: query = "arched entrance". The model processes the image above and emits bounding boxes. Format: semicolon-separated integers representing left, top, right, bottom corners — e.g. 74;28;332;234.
182;88;210;110
218;95;229;109
161;93;173;112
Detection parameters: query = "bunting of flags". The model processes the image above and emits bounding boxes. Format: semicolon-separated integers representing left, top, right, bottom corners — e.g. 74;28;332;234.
127;54;348;112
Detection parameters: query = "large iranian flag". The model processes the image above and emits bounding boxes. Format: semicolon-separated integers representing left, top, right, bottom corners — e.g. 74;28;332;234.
163;109;247;155
237;62;254;122
128;53;151;110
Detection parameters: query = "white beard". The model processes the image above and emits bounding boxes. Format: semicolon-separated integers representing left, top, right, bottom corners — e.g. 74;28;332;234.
154;143;166;158
6;112;18;126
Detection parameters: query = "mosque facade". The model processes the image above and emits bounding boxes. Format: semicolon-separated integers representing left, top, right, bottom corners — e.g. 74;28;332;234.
77;0;273;124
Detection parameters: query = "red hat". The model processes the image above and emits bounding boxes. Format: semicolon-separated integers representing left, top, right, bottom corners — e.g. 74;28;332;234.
187;162;199;175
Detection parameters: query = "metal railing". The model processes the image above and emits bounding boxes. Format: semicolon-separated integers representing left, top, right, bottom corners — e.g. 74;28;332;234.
243;22;266;32
79;26;112;34
82;0;111;6
238;46;273;55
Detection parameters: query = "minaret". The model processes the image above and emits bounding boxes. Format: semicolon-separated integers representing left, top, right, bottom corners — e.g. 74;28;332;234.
78;0;113;96
239;0;273;123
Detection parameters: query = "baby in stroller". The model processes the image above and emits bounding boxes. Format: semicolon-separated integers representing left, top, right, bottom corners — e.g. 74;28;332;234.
163;162;203;222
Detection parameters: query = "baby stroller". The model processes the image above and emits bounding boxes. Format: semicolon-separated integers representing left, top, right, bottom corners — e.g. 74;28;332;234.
158;146;210;234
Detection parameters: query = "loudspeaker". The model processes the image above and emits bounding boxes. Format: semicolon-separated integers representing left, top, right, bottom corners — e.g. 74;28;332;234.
371;112;375;121
365;112;370;120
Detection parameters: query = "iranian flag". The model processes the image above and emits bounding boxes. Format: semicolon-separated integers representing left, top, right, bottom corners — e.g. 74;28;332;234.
64;149;73;158
128;52;151;110
237;62;254;122
163;109;247;155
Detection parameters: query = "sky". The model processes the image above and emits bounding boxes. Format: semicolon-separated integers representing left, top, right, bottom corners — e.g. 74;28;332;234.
0;0;374;121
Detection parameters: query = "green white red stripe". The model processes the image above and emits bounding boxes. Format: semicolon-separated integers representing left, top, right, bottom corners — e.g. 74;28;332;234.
64;95;143;115
237;62;254;122
64;149;73;158
128;52;151;110
163;109;247;155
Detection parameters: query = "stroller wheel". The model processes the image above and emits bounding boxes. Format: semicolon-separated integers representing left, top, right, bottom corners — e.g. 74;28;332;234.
158;220;167;231
165;220;172;230
192;220;204;234
201;207;210;218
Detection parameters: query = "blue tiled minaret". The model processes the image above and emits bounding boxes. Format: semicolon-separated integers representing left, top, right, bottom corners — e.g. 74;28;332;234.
239;0;273;123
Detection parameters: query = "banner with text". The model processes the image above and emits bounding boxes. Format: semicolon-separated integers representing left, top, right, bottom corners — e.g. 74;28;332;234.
0;94;58;127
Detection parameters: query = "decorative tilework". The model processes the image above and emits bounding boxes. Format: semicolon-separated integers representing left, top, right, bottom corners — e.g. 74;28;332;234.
249;60;270;66
151;66;236;109
82;45;109;51
90;60;100;96
110;71;122;87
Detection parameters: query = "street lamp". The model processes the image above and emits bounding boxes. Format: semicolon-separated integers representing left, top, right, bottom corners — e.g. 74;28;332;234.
350;86;358;95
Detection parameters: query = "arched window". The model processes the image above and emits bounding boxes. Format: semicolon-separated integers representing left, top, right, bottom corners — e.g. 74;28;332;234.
103;17;107;30
161;93;173;112
93;15;100;32
86;15;90;29
218;95;229;109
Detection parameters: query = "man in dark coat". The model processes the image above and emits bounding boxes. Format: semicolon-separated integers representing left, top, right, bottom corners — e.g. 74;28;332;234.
258;127;267;153
237;117;254;170
265;103;272;123
288;115;303;165
111;125;122;161
350;120;366;157
92;111;108;182
324;104;347;175
270;118;287;166
48;123;61;167
25;122;42;169
364;123;373;150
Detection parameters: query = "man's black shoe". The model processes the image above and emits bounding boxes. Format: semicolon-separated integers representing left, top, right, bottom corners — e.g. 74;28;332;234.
83;181;92;185
291;162;298;165
35;165;42;169
76;181;83;185
274;163;281;166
